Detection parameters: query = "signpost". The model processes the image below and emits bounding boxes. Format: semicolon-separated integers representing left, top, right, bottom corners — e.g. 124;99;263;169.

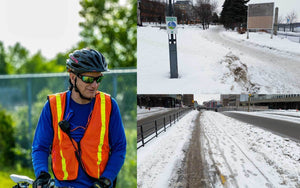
166;16;178;78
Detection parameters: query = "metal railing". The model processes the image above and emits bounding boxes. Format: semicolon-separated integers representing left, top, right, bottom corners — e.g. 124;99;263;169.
137;107;192;149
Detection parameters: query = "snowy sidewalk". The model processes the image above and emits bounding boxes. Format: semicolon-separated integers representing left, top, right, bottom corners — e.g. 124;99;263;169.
201;111;300;187
137;110;199;188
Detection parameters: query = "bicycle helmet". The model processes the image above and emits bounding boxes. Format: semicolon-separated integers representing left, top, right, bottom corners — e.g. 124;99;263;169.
66;48;108;73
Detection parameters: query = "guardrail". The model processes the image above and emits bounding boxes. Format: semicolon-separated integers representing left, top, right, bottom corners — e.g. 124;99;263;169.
137;108;193;149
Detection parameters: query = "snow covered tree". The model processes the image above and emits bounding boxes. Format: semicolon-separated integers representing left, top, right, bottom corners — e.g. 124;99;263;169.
220;0;249;30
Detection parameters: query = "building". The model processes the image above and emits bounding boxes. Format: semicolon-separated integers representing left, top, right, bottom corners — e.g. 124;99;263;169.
174;0;196;23
182;94;194;107
137;94;195;108
221;94;240;107
240;94;300;109
139;0;166;24
221;94;300;110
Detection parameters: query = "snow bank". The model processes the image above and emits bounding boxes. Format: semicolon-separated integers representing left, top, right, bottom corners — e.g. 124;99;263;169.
221;30;300;56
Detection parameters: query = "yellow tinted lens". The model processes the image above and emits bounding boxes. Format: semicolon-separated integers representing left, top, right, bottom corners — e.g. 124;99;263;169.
81;76;94;83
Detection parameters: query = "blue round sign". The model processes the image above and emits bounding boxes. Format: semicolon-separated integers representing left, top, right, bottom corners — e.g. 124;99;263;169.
168;21;176;29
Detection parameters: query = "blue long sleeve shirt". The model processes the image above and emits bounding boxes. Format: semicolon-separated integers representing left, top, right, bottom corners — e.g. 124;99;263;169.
32;90;126;188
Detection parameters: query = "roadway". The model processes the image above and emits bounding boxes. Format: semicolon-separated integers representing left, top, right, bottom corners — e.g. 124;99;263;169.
137;108;191;143
222;112;300;142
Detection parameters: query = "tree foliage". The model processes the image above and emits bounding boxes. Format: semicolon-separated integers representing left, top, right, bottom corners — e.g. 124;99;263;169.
0;107;15;167
0;42;66;74
195;0;217;29
78;0;137;68
220;0;249;30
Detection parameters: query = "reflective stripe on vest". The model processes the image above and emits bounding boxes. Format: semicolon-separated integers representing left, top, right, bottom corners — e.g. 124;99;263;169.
48;91;111;180
97;92;106;177
55;94;68;180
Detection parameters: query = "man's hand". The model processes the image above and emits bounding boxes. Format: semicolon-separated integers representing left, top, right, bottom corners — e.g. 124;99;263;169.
92;177;111;188
33;171;51;188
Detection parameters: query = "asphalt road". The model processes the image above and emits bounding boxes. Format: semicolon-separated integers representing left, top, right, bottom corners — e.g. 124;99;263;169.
137;108;191;143
222;112;300;142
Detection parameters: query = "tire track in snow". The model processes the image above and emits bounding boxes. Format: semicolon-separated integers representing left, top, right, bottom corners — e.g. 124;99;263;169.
202;115;239;187
201;112;274;187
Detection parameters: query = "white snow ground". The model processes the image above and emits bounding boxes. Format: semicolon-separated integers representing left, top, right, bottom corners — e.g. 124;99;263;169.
137;110;198;188
137;110;300;188
137;24;300;94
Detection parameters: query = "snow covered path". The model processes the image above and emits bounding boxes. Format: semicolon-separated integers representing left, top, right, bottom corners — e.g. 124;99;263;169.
137;25;300;94
201;111;300;187
137;110;300;188
137;110;199;188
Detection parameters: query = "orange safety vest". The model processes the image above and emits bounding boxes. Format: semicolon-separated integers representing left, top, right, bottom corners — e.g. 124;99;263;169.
48;91;112;181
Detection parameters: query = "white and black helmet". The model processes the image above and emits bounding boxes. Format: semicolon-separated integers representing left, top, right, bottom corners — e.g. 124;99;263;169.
66;48;108;73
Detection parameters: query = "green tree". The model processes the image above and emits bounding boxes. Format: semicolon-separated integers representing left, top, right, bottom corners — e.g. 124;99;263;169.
0;41;15;74
78;0;137;68
17;51;65;74
0;107;15;167
220;0;249;30
7;42;29;72
212;12;219;24
17;51;46;73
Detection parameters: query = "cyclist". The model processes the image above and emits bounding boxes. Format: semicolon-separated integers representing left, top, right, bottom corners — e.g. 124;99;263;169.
32;48;126;188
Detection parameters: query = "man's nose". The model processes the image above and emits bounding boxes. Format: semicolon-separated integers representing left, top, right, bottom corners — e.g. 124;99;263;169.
90;80;99;87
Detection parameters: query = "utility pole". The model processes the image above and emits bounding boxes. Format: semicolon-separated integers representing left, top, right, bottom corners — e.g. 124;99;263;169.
248;94;251;112
273;7;279;35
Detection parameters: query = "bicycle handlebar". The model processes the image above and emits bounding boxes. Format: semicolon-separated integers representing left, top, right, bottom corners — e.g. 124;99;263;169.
10;174;55;188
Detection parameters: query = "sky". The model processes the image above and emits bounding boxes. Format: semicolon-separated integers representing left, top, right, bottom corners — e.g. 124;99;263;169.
215;0;300;22
194;94;220;104
0;0;82;59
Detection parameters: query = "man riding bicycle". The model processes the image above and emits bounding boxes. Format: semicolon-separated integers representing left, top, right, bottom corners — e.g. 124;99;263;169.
32;48;126;188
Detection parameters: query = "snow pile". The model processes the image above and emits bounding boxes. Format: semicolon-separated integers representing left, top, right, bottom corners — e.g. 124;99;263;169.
201;111;300;187
137;110;198;188
230;110;300;125
221;30;300;56
219;52;260;93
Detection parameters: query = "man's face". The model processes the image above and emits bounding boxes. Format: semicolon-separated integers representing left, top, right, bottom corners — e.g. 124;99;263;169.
71;72;103;99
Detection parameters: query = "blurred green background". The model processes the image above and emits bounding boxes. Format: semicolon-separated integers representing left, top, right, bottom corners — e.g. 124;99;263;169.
0;0;137;187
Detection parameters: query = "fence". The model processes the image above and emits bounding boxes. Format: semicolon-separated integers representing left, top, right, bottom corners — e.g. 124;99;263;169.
0;69;136;147
137;107;192;149
218;106;269;112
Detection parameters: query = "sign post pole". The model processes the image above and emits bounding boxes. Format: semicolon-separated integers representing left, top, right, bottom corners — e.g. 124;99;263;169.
166;16;178;78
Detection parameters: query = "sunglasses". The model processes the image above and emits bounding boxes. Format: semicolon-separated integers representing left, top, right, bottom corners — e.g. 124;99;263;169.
77;74;104;84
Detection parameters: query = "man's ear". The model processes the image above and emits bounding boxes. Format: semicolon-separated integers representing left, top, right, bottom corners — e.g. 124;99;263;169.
69;73;76;85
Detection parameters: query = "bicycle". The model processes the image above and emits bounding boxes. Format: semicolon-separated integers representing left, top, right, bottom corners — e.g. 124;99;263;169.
10;174;55;188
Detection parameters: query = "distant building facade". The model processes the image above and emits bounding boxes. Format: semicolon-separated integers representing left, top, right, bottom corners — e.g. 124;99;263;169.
139;0;166;24
221;94;300;110
137;94;194;108
174;0;196;23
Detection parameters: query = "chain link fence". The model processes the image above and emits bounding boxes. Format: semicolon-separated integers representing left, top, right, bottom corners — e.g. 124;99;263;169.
0;69;136;146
